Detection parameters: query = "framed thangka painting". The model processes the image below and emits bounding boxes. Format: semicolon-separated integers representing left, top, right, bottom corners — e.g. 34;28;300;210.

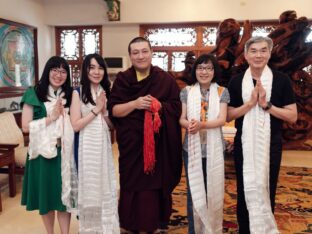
0;19;38;98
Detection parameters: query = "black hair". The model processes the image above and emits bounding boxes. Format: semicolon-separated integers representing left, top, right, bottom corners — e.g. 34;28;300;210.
190;53;221;85
128;36;152;54
80;53;110;105
35;56;72;107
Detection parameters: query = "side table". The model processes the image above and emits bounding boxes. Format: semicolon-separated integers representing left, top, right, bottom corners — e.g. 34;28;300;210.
0;144;18;211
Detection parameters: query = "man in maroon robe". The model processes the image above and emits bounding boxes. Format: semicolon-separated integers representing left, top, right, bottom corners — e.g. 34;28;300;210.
108;37;182;233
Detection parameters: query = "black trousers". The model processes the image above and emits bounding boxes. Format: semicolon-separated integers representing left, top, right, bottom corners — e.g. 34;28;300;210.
233;143;282;234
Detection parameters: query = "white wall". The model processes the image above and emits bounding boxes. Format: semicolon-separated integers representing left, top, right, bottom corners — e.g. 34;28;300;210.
43;0;108;26
120;0;312;23
0;0;54;76
102;24;138;60
44;0;312;25
42;0;312;58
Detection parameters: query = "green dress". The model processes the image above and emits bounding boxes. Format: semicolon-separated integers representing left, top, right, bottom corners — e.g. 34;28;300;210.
20;87;66;215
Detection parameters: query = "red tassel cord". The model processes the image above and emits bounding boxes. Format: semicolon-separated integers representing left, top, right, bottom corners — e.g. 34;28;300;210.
143;97;162;174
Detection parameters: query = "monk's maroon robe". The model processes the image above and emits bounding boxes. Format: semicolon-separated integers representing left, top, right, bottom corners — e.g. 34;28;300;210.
108;66;182;231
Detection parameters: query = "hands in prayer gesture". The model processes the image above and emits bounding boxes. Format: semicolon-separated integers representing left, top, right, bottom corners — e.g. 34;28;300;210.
95;91;107;115
50;99;64;121
250;79;268;109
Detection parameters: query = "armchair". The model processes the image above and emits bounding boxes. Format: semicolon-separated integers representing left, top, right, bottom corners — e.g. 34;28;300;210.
0;112;28;175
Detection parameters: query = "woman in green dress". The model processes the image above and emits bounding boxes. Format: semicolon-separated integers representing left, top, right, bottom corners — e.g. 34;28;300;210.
21;56;76;234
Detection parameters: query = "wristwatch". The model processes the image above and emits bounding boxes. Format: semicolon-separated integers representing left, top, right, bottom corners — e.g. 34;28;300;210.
263;101;272;111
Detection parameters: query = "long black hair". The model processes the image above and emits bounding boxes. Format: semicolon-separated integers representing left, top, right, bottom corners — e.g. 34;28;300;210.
80;53;110;105
35;56;72;107
189;53;221;85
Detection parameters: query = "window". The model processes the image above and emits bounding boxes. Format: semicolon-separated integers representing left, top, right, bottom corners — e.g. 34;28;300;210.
141;23;218;71
252;25;276;37
306;25;312;43
202;27;218;46
55;26;102;87
147;28;197;46
141;21;312;72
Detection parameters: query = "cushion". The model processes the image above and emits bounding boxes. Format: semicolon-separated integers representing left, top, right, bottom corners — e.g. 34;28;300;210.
0;112;26;166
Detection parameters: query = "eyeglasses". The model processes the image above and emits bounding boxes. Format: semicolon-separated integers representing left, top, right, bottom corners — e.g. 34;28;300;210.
196;66;214;72
51;68;67;76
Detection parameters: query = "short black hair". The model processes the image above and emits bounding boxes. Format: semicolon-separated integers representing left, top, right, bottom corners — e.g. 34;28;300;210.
35;56;72;107
190;53;221;85
80;53;110;105
128;37;152;54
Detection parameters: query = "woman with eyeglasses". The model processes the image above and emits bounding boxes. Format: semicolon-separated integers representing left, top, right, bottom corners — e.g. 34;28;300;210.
21;56;78;234
70;53;119;233
179;53;229;233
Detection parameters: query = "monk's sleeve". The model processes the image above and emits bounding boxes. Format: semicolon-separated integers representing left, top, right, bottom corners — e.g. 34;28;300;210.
160;76;182;119
159;76;182;194
108;73;127;124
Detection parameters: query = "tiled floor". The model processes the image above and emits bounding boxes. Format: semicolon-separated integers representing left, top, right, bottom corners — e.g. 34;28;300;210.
0;145;311;234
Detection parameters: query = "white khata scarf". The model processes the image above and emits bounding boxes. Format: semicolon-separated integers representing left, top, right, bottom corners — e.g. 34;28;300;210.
241;66;279;233
187;82;224;234
28;86;64;159
28;85;78;212
78;85;119;234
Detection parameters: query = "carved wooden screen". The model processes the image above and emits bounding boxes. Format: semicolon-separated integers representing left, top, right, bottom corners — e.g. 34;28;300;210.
140;23;219;71
140;21;289;72
141;20;311;72
141;19;312;150
55;26;102;87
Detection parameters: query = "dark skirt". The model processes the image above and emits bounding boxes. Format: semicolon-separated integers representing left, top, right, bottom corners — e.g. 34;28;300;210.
119;189;172;232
